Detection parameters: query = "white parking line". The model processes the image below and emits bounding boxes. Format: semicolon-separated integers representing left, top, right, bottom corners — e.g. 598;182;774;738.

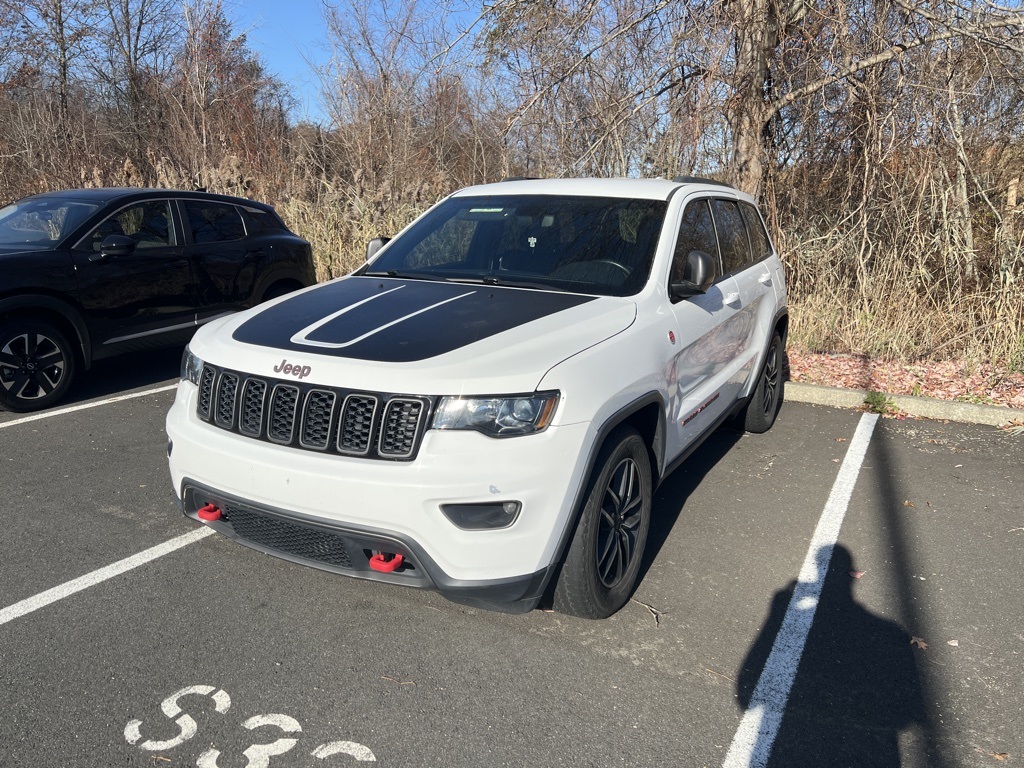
722;412;879;768
0;527;214;627
0;384;178;430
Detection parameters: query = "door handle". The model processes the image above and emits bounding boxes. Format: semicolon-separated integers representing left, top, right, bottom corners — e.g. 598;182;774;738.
724;292;740;306
759;271;772;285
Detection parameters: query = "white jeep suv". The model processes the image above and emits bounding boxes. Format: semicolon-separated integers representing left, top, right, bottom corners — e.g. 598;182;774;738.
166;177;788;618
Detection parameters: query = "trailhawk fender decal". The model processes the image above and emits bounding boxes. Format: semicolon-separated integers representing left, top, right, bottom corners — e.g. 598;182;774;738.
231;277;596;363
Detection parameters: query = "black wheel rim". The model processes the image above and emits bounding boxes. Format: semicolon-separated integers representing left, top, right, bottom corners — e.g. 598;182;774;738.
596;457;644;588
760;344;779;416
0;332;67;401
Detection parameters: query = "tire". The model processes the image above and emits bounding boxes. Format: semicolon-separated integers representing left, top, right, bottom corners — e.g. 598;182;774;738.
553;426;652;619
0;319;76;412
738;332;784;434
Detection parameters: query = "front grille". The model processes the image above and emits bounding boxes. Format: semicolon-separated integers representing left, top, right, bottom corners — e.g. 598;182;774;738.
197;365;430;461
224;504;353;569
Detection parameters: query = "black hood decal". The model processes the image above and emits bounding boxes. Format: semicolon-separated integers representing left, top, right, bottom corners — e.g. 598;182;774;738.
232;277;597;362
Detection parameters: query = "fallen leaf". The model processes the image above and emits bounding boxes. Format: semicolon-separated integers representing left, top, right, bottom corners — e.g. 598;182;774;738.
381;676;416;686
850;570;865;579
910;636;928;650
947;639;959;646
903;500;916;507
835;438;847;442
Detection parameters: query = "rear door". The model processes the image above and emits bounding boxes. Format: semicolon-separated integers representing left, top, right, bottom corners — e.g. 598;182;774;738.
180;199;255;322
711;198;777;389
71;198;194;351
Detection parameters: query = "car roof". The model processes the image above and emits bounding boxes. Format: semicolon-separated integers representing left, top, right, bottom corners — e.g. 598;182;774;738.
21;188;273;209
450;177;747;202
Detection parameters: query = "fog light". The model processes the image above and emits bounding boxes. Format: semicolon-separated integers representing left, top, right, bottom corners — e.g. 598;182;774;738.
440;501;522;530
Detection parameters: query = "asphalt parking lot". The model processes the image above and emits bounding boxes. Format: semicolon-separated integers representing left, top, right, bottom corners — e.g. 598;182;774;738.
1;351;1022;768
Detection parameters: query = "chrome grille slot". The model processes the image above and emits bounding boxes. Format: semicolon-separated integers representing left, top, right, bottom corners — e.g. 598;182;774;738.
338;394;378;455
268;384;300;444
379;398;426;458
197;366;215;419
214;372;239;428
300;390;337;450
239;379;267;436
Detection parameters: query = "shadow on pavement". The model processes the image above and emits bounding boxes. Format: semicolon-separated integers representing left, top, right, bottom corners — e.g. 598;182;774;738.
736;544;925;767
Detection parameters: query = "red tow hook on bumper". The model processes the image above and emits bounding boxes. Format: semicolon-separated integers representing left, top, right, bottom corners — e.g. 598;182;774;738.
197;503;222;522
369;552;404;573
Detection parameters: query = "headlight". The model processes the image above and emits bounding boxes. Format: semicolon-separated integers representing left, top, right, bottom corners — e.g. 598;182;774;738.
180;345;204;385
432;392;559;437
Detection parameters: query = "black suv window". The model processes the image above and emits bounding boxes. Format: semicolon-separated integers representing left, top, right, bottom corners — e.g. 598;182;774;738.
81;200;175;252
184;201;246;244
672;198;720;282
711;199;752;274
242;206;289;235
739;201;772;261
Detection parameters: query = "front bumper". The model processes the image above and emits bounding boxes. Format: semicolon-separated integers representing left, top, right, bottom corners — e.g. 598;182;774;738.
166;381;594;612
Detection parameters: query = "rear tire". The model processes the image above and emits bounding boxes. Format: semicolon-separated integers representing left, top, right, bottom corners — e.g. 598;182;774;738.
553;426;652;619
0;319;76;412
738;332;784;434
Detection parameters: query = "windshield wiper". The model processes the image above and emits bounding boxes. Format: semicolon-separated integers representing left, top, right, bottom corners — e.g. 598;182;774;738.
447;275;565;292
362;269;446;282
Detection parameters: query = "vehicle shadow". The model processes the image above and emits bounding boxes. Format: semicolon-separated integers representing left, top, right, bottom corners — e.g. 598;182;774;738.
64;346;182;406
639;424;743;583
735;544;926;767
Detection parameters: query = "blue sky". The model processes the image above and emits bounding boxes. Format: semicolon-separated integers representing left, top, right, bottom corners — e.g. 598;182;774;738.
229;0;331;123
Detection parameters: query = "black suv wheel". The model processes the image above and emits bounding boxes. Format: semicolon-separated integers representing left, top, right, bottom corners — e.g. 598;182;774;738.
0;319;76;412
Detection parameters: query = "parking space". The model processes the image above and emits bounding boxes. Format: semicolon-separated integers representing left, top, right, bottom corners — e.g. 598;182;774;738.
1;383;1021;767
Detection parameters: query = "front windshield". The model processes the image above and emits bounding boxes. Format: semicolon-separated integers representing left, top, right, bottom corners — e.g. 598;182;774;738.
364;195;668;297
0;198;100;248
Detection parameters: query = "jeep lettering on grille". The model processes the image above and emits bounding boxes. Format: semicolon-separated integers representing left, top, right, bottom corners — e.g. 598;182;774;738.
273;359;312;379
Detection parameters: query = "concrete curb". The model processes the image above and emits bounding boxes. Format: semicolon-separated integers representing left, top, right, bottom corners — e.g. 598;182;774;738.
785;382;1024;427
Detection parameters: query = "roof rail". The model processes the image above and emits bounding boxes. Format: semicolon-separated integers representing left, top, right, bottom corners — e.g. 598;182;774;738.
671;175;733;188
500;176;541;182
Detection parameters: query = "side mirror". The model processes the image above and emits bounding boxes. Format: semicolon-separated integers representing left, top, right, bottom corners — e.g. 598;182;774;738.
670;249;716;300
91;234;136;262
366;237;391;261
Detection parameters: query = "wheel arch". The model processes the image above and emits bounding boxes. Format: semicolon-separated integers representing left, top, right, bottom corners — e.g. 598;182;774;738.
0;294;92;369
539;393;666;603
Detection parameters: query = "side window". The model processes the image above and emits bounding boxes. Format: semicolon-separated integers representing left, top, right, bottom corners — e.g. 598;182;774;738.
184;201;246;244
739;201;772;262
83;200;175;252
710;199;752;274
672;198;720;283
242;206;289;235
405;217;477;269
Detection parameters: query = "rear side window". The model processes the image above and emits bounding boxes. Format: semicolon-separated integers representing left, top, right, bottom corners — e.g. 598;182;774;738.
243;206;289;235
739;201;772;261
184;201;246;244
710;199;752;274
672;199;720;282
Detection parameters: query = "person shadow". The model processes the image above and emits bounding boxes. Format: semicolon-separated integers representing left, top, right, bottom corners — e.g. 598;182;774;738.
736;545;926;767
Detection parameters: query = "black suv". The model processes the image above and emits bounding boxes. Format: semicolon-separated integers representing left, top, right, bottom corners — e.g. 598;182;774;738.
0;188;315;412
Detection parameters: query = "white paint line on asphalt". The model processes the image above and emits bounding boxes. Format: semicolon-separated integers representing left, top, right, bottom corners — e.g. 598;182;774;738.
722;412;879;768
0;384;178;430
0;527;214;627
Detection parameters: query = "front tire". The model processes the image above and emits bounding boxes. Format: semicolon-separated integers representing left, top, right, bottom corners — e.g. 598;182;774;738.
0;319;76;412
553;426;652;619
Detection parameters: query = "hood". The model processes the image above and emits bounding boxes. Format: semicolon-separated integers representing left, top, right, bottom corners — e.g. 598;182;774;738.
192;276;636;394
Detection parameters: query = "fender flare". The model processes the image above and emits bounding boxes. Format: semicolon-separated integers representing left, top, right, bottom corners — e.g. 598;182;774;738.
0;294;92;368
539;392;668;595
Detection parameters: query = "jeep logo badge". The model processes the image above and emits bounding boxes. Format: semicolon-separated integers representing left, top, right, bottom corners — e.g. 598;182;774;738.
273;359;312;379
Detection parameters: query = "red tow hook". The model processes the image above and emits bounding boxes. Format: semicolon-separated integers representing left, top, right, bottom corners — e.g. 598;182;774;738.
197;503;222;522
369;552;404;573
